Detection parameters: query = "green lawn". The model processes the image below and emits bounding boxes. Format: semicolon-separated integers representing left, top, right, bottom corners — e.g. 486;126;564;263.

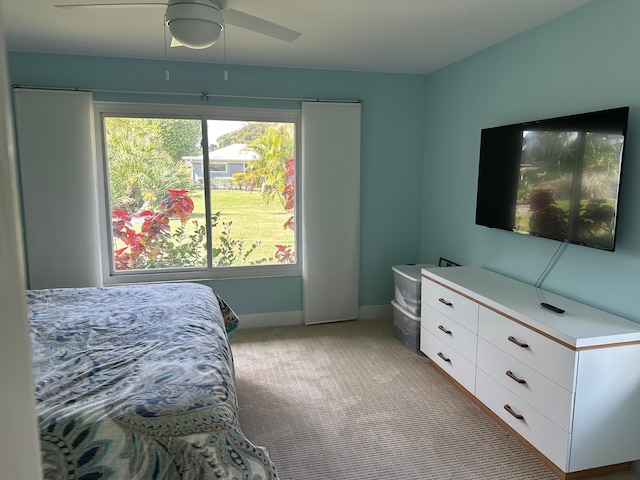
190;188;295;261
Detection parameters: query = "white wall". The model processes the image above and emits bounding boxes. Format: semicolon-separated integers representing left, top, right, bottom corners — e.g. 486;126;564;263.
0;3;43;479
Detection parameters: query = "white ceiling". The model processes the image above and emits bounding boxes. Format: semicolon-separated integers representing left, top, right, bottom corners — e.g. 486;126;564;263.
3;0;593;75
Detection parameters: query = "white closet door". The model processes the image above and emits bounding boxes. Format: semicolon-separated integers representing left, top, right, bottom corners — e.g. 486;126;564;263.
301;102;361;324
14;89;102;289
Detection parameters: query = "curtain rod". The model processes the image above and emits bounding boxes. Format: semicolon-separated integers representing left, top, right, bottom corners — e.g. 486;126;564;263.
12;85;362;104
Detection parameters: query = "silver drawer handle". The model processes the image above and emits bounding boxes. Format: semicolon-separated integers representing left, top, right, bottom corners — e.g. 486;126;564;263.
438;325;452;335
438;297;453;306
437;352;451;363
506;370;527;384
504;404;524;420
508;335;529;348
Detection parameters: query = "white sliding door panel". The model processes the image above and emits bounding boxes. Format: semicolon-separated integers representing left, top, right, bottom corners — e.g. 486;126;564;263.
301;102;361;325
14;89;102;289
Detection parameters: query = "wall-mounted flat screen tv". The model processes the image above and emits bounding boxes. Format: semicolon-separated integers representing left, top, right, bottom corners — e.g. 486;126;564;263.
475;107;629;251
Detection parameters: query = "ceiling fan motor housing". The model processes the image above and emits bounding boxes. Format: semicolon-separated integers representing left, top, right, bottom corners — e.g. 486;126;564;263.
166;0;224;49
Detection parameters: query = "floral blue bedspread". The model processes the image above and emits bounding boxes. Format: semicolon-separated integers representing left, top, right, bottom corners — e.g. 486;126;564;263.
27;282;277;480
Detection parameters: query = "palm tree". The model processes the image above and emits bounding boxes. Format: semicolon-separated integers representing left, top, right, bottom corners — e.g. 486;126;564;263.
105;117;193;212
242;124;294;208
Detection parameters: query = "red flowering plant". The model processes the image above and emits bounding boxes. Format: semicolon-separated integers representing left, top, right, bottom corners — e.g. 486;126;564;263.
111;190;200;270
112;189;265;270
160;189;194;222
274;244;295;263
276;158;296;263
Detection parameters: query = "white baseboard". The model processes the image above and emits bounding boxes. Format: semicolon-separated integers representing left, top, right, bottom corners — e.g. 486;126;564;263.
237;304;392;329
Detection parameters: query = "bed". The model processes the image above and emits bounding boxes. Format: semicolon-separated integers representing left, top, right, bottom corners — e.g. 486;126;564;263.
27;282;278;480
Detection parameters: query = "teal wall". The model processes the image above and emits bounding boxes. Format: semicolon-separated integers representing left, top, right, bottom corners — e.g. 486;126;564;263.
7;53;427;314
13;0;638;322
422;0;640;322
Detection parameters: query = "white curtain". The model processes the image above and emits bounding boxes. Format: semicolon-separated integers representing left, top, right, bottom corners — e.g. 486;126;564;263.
301;102;361;324
14;89;102;289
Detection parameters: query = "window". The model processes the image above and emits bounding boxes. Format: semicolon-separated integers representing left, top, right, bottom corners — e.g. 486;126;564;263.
95;103;300;283
210;163;228;173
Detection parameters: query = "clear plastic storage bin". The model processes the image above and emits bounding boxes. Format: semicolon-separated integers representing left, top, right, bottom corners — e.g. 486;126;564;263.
391;300;421;353
392;264;434;315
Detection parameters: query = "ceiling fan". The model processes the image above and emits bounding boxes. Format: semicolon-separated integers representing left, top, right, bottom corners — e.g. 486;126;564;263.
55;0;302;50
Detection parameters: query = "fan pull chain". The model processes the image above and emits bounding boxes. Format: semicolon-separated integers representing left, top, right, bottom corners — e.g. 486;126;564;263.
163;15;170;81
223;25;228;81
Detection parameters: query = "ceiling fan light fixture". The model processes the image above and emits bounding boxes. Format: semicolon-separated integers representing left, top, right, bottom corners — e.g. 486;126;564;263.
166;0;224;49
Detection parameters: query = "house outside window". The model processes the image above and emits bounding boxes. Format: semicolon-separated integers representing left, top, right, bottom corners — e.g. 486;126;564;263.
95;103;300;284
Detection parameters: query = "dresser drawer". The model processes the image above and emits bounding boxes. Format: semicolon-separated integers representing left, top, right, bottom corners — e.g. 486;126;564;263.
477;338;574;432
422;277;479;333
476;369;570;471
478;306;577;391
421;329;476;394
423;305;477;363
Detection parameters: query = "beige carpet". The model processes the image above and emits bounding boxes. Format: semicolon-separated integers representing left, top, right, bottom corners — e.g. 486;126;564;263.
231;318;640;480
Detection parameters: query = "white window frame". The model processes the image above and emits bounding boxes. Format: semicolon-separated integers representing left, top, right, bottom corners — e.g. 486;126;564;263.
94;102;301;285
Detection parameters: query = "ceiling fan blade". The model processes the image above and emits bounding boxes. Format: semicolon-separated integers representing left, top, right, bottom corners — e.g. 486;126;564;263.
55;2;166;8
216;0;272;11
223;8;300;42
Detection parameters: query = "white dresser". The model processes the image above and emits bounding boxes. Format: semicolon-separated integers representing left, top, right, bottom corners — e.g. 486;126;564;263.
420;266;640;479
